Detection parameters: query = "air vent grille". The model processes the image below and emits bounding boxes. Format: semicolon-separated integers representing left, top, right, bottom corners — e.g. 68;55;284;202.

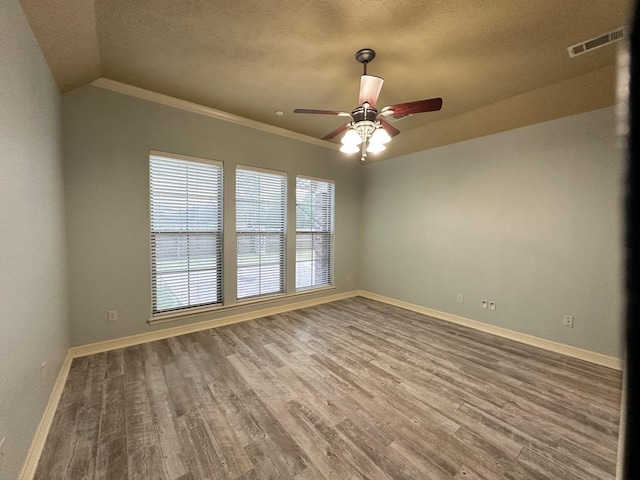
610;28;625;41
568;27;626;58
386;113;412;123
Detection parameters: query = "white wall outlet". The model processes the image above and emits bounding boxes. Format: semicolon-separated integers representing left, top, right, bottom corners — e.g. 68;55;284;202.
456;294;464;303
489;301;496;311
563;315;574;327
108;310;118;322
481;300;488;309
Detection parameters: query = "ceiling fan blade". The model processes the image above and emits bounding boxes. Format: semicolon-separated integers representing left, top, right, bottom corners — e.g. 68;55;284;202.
379;119;401;137
380;97;443;117
294;108;352;117
358;75;384;107
322;124;349;141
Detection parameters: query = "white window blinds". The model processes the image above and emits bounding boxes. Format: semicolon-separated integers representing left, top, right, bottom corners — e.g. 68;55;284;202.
236;167;287;300
150;153;223;315
296;176;334;291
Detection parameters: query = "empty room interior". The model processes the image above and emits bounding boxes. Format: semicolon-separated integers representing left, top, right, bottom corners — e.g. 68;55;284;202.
0;0;633;478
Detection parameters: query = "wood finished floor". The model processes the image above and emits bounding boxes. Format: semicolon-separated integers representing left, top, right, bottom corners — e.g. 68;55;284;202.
35;297;622;480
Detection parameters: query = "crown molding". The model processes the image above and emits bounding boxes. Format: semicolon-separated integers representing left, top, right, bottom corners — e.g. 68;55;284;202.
90;78;339;151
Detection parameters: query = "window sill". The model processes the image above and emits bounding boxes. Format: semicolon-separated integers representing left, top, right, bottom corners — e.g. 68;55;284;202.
148;285;336;325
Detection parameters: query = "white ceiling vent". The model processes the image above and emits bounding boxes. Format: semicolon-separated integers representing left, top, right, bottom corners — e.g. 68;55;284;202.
567;27;626;58
386;113;412;123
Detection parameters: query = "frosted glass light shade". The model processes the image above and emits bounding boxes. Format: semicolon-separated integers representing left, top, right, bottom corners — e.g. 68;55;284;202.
340;143;360;154
366;142;386;153
370;127;391;144
341;129;363;146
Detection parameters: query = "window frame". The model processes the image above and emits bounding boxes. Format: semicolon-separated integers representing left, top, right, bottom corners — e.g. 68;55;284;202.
149;150;224;316
235;165;288;301
295;175;335;292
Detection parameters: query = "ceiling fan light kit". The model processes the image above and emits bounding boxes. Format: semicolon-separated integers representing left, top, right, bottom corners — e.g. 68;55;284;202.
294;48;443;162
341;129;362;146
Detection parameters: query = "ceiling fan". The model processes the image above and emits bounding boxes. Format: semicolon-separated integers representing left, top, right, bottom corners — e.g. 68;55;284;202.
294;48;443;162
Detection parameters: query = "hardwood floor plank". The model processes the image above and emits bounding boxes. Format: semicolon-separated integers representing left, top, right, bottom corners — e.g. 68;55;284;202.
95;435;128;480
225;353;310;476
389;412;463;476
67;353;107;480
98;374;126;445
388;439;454;480
106;349;125;377
459;400;561;447
453;464;490;480
34;357;92;480
446;406;523;459
335;418;427;480
288;400;391;480
123;346;169;480
263;343;348;427
35;297;622;480
490;382;619;444
183;372;253;477
516;446;590;480
141;343;189;480
191;331;266;448
243;441;287;479
526;441;616;480
556;436;617;476
174;413;224;479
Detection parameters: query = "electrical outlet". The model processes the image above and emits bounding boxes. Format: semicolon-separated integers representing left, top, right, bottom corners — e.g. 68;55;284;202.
108;310;117;322
563;315;574;328
489;301;496;311
40;362;46;385
481;300;488;309
456;294;464;303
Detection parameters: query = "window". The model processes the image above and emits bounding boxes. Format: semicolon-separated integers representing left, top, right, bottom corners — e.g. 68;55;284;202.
236;166;286;300
296;176;334;290
150;153;223;314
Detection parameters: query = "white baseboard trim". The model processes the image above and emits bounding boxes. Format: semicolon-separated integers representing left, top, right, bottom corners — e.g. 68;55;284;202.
357;290;623;371
21;290;358;478
69;290;359;358
19;352;74;480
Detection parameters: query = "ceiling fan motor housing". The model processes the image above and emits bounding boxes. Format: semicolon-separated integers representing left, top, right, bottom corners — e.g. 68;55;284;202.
351;105;378;123
350;105;379;139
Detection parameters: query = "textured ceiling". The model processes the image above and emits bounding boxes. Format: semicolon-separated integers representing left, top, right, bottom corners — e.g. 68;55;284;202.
20;0;632;160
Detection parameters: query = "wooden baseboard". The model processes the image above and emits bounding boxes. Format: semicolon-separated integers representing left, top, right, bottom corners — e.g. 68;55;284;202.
357;290;623;371
69;290;359;358
19;352;73;480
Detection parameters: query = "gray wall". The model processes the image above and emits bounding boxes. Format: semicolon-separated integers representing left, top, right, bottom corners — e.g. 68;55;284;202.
359;107;623;358
0;2;69;478
63;86;361;346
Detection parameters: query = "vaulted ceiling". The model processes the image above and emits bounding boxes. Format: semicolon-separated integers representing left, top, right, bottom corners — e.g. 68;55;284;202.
20;0;632;160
